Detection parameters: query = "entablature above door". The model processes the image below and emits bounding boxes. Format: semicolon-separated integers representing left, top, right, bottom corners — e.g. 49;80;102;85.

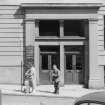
21;3;101;20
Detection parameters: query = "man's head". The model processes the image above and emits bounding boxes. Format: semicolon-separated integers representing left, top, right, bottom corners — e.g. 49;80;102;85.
53;64;57;70
29;63;35;67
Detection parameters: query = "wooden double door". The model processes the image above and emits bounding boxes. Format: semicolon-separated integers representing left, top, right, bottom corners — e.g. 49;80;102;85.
64;53;84;84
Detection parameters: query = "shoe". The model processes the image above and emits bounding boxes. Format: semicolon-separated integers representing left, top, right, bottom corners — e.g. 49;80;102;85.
53;91;59;94
53;91;56;94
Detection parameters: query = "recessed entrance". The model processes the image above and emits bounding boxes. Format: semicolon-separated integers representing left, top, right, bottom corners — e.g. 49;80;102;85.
64;46;84;84
36;19;88;85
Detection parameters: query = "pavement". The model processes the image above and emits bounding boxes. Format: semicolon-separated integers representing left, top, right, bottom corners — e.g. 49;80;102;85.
0;84;105;98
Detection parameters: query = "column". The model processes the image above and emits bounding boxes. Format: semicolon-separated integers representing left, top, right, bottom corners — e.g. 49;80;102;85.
89;19;104;89
59;20;64;37
34;44;39;85
60;44;64;86
72;55;77;84
72;55;76;70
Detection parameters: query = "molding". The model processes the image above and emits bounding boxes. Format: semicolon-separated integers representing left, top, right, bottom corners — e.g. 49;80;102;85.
35;37;86;41
21;3;102;8
89;18;98;21
24;19;35;21
35;41;85;46
25;14;98;20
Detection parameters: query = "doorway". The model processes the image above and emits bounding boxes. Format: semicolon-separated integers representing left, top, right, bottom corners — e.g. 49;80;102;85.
39;46;60;85
39;45;85;85
64;46;84;84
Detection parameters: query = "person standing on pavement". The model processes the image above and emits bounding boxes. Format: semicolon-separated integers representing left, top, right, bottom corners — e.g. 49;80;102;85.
52;64;61;94
25;63;36;93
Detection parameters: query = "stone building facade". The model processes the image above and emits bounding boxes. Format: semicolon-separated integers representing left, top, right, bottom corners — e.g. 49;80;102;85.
0;0;105;89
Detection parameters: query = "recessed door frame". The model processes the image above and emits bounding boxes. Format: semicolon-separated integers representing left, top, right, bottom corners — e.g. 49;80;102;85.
39;46;60;85
34;42;86;85
64;47;84;84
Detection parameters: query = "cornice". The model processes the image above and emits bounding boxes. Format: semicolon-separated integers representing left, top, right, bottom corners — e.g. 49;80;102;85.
21;3;102;8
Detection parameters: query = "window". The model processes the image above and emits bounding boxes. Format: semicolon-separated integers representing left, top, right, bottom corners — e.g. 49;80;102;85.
64;20;84;37
40;46;60;70
39;20;59;36
65;54;72;70
42;55;48;70
38;20;88;38
64;46;84;70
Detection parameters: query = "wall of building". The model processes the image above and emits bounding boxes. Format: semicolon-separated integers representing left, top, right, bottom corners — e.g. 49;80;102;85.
0;2;104;87
96;6;105;86
0;6;24;84
97;7;105;63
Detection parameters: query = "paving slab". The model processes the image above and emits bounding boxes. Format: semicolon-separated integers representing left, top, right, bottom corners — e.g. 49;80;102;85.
0;84;104;98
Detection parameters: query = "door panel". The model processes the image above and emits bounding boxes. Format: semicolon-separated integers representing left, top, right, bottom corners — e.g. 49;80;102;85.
39;54;50;85
64;54;73;84
64;53;83;84
41;54;48;70
76;54;83;84
39;53;59;85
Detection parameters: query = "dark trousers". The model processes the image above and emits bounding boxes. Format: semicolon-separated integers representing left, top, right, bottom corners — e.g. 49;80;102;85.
54;82;59;94
29;79;34;92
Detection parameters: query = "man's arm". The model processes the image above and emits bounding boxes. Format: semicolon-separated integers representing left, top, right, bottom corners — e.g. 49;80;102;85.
58;70;61;77
25;70;30;75
52;72;58;77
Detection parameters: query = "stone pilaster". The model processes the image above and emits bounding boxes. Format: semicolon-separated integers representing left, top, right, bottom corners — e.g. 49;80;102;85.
89;19;104;89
